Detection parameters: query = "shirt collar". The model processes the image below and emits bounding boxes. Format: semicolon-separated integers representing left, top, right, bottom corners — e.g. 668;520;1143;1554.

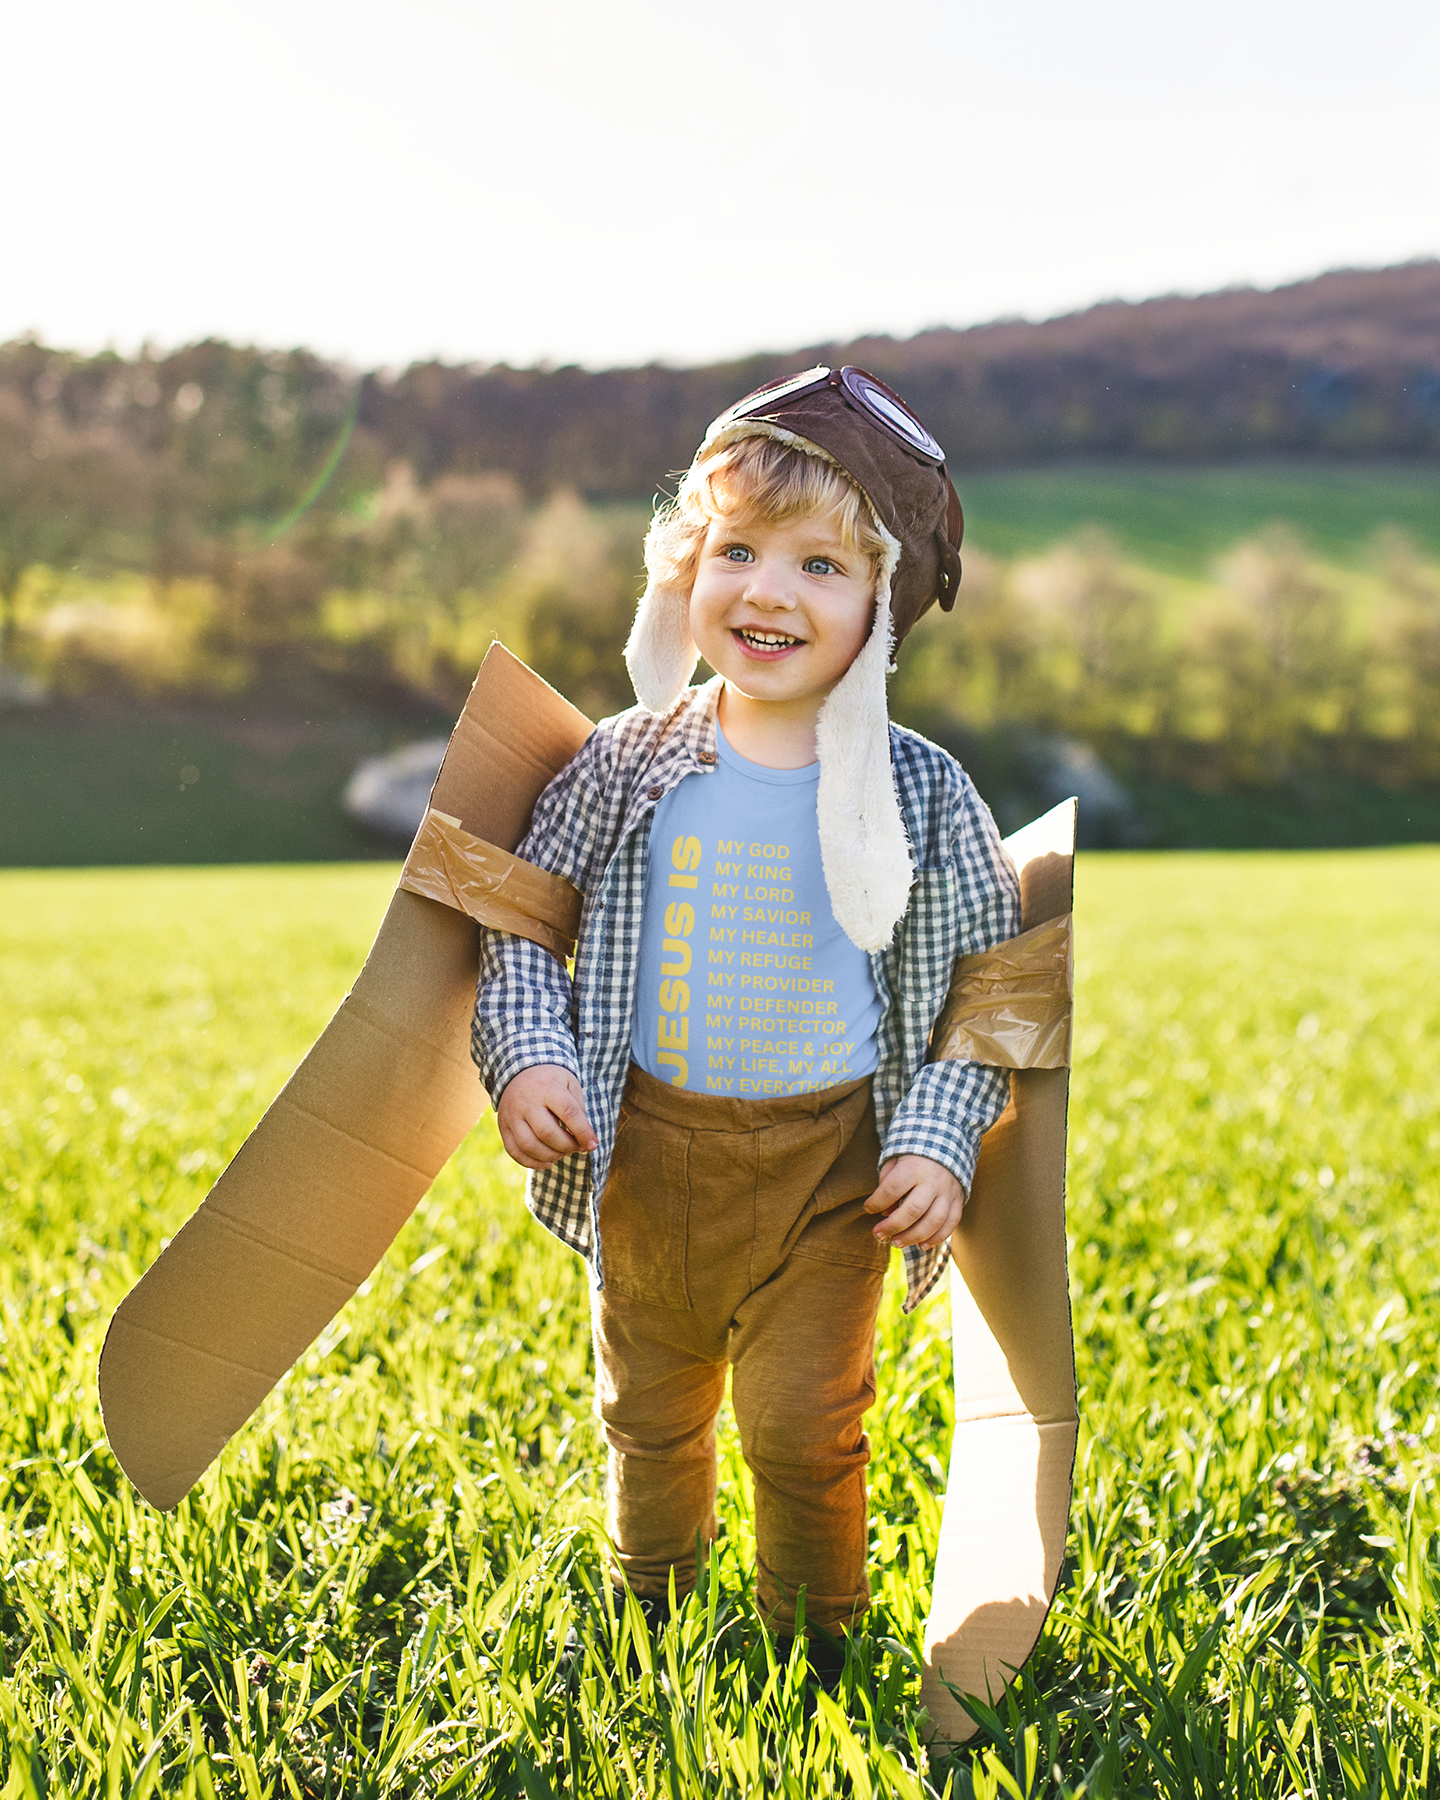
653;676;721;778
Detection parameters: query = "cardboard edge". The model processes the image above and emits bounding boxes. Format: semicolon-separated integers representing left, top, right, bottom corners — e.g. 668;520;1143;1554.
919;1417;1082;1744
921;795;1079;1743
97;644;597;1511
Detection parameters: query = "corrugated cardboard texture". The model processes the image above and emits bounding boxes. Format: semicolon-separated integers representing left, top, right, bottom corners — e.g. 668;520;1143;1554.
98;644;594;1510
921;798;1078;1743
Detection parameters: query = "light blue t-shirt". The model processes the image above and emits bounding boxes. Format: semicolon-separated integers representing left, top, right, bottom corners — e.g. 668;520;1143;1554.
631;722;880;1096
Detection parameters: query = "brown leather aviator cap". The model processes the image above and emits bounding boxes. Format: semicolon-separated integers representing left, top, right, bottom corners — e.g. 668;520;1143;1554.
703;365;964;646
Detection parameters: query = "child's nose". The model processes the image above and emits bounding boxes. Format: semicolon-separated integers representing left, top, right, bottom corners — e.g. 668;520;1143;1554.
744;559;800;610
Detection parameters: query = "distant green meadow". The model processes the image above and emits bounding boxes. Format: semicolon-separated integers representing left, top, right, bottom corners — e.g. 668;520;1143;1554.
959;461;1440;574
2;852;1439;1795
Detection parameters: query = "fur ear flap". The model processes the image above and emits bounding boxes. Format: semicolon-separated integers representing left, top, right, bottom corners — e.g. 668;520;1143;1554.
815;584;915;953
625;577;698;714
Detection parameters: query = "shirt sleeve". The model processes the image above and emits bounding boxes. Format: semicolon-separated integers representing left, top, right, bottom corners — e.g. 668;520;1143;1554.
471;932;581;1102
469;729;612;1103
878;774;1022;1193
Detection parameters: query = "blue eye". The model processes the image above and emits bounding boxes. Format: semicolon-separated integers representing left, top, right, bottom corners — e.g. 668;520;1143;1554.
724;545;753;563
804;557;837;575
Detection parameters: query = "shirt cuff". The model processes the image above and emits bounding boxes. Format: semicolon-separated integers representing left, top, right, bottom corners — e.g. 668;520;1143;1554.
879;1058;1012;1197
471;1017;581;1105
881;1116;983;1197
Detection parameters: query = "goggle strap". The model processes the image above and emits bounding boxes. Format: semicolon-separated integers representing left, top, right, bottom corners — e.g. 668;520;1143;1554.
945;473;964;550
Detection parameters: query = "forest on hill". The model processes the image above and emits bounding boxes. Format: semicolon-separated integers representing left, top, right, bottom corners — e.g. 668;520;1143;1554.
3;264;1439;549
1;262;1438;858
3;262;1438;610
365;262;1440;494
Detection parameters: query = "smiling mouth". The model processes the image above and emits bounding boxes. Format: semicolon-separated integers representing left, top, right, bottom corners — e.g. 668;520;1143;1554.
735;627;804;653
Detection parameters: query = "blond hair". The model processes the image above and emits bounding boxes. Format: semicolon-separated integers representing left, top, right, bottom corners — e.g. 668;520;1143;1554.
644;432;887;599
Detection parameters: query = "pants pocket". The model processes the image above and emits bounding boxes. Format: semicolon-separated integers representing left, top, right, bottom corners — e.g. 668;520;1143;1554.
598;1107;693;1310
798;1087;889;1271
790;1192;893;1272
811;1085;882;1212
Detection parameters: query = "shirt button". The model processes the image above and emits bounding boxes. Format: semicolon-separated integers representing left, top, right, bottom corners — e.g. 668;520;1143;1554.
698;751;717;765
647;785;664;800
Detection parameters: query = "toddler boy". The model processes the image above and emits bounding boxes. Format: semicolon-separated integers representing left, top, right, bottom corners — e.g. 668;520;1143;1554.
471;367;1019;1656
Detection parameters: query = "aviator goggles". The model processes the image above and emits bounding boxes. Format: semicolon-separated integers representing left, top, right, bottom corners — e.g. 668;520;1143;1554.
709;364;948;465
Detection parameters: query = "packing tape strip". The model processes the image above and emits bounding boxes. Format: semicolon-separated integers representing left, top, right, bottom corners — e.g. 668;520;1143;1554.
930;913;1073;1070
399;808;583;961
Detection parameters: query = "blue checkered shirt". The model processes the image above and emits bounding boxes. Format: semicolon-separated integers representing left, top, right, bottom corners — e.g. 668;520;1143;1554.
470;679;1020;1312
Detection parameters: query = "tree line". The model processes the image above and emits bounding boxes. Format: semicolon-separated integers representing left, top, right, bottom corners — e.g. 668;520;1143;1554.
9;478;1438;812
1;270;1438;826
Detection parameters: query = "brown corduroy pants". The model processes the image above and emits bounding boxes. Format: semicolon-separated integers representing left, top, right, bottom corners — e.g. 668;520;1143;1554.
591;1063;890;1634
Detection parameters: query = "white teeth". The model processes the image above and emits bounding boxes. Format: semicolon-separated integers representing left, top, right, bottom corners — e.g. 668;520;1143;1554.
739;628;801;648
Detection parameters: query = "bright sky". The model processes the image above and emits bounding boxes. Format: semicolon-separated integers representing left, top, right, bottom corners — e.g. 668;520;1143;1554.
7;0;1436;371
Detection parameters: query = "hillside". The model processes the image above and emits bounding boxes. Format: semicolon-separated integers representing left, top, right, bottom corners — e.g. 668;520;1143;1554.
366;263;1440;494
1;267;1437;569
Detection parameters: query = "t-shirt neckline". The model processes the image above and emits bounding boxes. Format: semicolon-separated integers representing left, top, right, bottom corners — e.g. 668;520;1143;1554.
714;720;820;787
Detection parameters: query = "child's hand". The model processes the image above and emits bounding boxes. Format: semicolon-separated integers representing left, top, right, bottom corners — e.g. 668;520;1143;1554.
864;1155;966;1251
496;1064;598;1170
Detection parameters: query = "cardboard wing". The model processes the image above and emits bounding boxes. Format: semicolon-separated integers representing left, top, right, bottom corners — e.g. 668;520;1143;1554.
98;645;594;1511
920;798;1078;1743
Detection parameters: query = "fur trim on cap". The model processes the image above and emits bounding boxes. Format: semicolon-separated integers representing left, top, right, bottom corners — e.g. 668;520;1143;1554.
624;571;697;714
624;421;915;949
815;532;914;951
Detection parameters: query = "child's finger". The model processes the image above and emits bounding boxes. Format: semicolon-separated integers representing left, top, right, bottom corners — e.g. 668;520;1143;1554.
862;1164;914;1214
530;1107;587;1157
550;1088;598;1151
501;1119;558;1170
872;1185;932;1242
506;1105;583;1164
915;1197;965;1249
917;1208;962;1249
884;1195;951;1249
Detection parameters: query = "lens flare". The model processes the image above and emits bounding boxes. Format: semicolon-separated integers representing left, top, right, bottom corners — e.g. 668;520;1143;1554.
266;386;360;543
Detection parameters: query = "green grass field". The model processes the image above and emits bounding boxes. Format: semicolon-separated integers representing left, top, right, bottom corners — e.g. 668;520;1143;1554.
959;463;1440;574
577;466;1440;574
3;852;1439;1796
0;712;422;869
